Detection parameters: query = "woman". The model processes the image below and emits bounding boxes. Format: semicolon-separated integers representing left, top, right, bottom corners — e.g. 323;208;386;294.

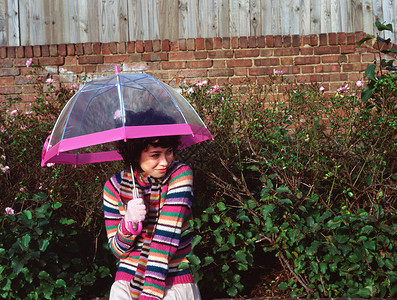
103;110;201;299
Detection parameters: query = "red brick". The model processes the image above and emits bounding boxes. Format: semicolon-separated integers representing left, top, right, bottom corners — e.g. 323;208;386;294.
315;64;341;73
93;42;102;54
152;40;161;52
295;56;321;65
127;41;135;53
227;59;252;67
346;32;356;45
84;65;97;73
310;35;318;46
187;60;212;68
361;53;375;62
75;43;84;55
319;34;327;46
291;35;300;47
39;57;64;66
130;53;142;62
341;45;356;54
321;55;340;63
274;35;282;47
240;37;248;48
22;85;36;94
0;47;9;59
194;51;207;59
222;37;230;49
196;38;205;50
266;35;274;47
41;45;49;57
277;48;299;56
56;44;66;56
64;56;78;65
213;60;225;68
142;53;168;61
233;67;247;76
14;58;27;67
254;58;279;66
146;62;161;71
257;36;265;48
49;45;58;56
337;32;346;44
301;48;313;55
178;69;207;78
8;47;16;58
161;61;187;69
208;68;234;77
123;63;149;72
162;40;170;51
178;39;186;51
136;41;144;53
328;33;337;45
314;46;340;55
186;38;195;51
214;37;222;49
144;40;153;52
110;42;118;54
205;38;213;50
280;57;293;65
0;77;15;85
104;55;129;63
260;49;273;57
247;36;256;48
235;49;259;58
208;50;233;59
342;63;367;72
0;86;21;94
169;52;195;60
249;67;273;76
231;37;239;49
101;43;111;55
67;44;75;56
25;46;33;57
78;55;104;64
283;36;291;47
83;43;92;55
61;65;83;73
0;59;12;67
0;68;20;76
301;65;314;73
17;46;24;58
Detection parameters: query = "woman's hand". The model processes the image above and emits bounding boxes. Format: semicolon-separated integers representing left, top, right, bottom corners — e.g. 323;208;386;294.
124;198;146;232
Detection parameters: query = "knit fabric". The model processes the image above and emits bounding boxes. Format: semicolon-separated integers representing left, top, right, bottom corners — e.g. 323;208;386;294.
103;161;195;299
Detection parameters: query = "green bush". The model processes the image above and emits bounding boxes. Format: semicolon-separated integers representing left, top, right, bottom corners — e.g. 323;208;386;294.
0;199;111;299
182;63;397;297
0;64;117;299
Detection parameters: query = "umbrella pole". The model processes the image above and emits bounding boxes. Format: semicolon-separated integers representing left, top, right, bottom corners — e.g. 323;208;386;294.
127;165;143;235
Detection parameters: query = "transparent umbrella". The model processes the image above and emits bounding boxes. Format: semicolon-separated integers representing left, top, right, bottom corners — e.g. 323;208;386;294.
41;69;213;167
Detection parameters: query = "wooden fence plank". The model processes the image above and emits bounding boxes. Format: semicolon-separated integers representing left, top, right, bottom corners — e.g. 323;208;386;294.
0;0;396;46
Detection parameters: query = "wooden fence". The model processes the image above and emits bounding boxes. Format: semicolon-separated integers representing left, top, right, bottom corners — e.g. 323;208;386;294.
0;0;396;46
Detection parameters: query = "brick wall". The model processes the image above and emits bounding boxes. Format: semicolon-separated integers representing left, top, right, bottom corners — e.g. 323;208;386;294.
0;32;375;103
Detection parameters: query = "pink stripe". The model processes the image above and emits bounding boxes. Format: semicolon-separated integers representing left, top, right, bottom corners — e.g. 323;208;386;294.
42;124;212;166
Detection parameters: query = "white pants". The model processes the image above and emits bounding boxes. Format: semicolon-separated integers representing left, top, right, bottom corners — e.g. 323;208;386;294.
109;280;202;300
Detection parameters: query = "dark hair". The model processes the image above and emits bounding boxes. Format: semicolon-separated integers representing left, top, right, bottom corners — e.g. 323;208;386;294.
115;109;180;169
117;136;180;169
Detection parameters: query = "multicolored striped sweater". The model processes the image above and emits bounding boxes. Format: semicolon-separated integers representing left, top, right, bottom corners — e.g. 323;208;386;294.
103;161;195;299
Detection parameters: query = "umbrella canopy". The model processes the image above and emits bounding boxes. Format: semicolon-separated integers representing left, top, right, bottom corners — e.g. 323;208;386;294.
41;72;212;167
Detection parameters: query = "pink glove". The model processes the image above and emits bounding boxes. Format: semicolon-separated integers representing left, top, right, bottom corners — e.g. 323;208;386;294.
124;198;146;234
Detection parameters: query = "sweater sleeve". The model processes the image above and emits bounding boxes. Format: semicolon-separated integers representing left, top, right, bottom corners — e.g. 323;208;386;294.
140;165;193;299
103;174;140;259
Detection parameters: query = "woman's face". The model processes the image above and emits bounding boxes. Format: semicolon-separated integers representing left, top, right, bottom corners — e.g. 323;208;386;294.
139;144;174;178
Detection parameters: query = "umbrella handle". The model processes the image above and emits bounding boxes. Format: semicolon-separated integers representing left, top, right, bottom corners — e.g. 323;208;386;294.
127;221;143;235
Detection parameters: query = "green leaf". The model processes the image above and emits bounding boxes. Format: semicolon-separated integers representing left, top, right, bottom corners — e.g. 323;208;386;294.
23;210;33;220
357;35;373;47
38;239;50;252
247;199;257;209
187;254;201;266
375;21;393;32
52;202;62;209
276;185;292;194
235;250;247;263
55;279;66;288
277;198;293;205
365;64;377;81
19;234;31;249
216;202;227;211
278;281;288;290
356;287;371;298
203;256;214;266
191;235;202;249
361;85;374;103
212;215;221;223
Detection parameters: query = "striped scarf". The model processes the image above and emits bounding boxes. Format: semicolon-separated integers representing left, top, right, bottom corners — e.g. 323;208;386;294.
119;168;164;299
